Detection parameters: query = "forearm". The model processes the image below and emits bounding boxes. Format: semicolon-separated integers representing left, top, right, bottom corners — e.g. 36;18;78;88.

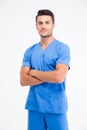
30;70;61;83
35;71;59;83
20;74;44;86
29;67;67;83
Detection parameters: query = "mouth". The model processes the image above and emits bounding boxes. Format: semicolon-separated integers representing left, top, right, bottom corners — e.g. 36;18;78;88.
40;29;47;33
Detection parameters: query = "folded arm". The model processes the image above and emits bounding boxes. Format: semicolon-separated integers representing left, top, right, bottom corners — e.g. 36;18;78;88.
20;66;44;87
29;64;69;83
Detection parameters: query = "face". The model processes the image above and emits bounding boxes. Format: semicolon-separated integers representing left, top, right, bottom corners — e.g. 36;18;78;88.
36;15;55;38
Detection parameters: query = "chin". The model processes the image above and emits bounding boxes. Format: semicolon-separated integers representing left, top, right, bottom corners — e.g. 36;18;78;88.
41;34;52;38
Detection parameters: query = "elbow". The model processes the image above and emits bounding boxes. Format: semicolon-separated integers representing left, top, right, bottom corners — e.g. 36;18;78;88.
20;80;25;87
20;78;29;87
20;77;31;86
57;79;64;84
55;76;65;84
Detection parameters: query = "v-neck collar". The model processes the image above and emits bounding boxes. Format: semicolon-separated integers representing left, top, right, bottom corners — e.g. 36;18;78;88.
39;39;56;52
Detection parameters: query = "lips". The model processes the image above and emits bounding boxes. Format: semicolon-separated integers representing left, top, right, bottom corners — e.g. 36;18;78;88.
41;30;47;33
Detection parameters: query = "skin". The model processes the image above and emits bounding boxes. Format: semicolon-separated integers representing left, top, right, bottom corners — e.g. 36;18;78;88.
20;15;68;86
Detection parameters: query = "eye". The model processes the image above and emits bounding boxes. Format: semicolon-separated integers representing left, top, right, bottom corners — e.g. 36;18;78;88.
46;21;50;24
37;21;43;25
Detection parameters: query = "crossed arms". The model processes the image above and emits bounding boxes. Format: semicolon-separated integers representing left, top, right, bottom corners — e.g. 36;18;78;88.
20;64;68;87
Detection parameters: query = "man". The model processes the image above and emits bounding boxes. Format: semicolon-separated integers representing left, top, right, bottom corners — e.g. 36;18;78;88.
20;9;70;130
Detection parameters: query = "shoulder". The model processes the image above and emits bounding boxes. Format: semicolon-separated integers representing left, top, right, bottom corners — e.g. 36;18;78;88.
24;43;39;55
55;39;70;52
55;39;70;48
25;43;39;52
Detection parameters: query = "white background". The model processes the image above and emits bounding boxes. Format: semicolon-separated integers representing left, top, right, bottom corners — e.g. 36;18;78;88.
0;0;87;130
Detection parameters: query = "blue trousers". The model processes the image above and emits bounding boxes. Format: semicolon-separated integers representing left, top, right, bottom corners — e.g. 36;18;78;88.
28;110;68;130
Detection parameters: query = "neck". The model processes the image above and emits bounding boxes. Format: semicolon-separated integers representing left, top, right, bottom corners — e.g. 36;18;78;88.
40;35;55;46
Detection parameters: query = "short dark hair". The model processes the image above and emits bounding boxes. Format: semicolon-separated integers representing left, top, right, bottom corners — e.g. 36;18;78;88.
36;9;55;24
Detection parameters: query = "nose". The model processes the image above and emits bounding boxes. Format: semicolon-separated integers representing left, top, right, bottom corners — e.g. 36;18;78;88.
41;23;46;29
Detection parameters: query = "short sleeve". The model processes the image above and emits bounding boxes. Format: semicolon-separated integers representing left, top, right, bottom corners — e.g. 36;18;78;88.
56;44;70;69
22;47;32;67
22;44;38;67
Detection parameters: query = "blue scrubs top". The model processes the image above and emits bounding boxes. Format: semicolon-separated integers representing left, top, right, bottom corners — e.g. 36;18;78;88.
22;39;70;114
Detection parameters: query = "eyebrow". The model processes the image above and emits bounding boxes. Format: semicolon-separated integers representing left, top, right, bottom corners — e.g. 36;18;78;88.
37;20;51;23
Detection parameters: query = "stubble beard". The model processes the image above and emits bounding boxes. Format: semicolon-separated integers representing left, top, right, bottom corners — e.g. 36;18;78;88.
40;33;52;38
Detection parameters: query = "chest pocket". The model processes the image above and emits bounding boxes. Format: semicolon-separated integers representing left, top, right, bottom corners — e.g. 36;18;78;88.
42;54;58;70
